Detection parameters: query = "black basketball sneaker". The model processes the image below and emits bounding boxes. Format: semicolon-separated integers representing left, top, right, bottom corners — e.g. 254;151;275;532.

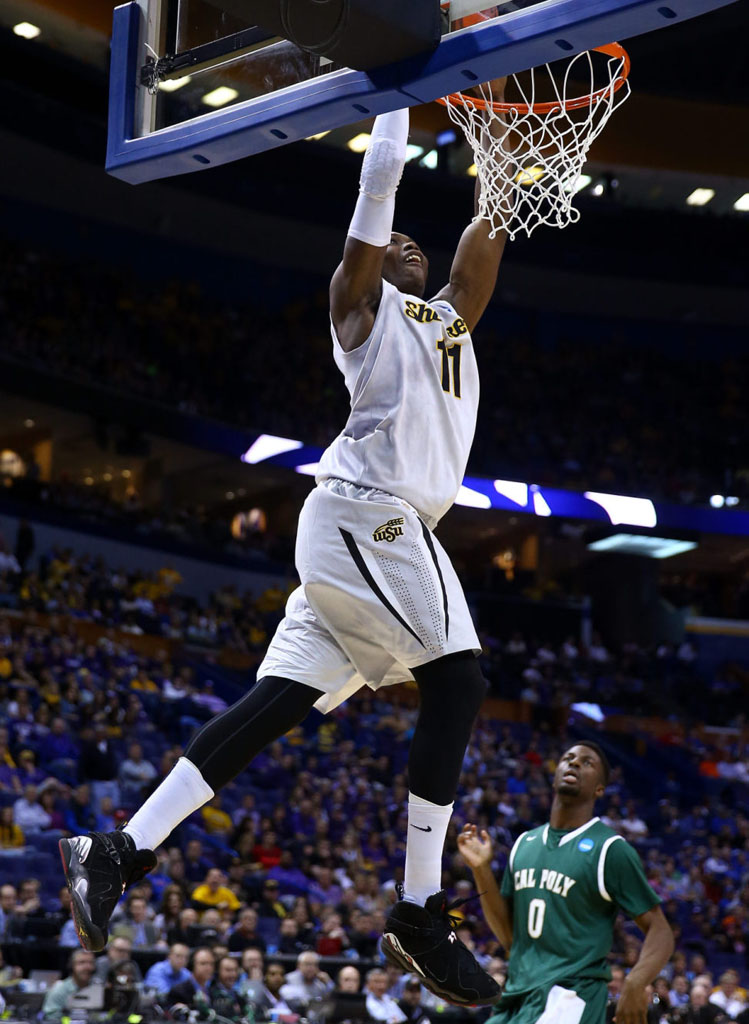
59;829;157;952
382;886;502;1007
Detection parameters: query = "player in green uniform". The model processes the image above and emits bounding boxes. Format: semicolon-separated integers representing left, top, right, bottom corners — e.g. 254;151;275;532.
458;741;674;1024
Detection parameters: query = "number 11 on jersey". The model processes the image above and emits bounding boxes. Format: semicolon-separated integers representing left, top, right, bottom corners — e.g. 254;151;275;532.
437;339;462;398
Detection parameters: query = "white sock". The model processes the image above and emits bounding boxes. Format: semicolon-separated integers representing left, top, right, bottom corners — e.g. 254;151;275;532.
123;757;214;851
403;792;453;905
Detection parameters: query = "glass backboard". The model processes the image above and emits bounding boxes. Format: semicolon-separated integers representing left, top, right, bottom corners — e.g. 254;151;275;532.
107;0;737;183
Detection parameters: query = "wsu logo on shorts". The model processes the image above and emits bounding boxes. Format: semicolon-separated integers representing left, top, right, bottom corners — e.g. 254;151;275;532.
372;517;405;543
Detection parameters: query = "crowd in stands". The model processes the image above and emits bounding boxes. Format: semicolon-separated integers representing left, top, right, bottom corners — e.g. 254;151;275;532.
0;599;747;1021
0;541;742;724
4;235;749;505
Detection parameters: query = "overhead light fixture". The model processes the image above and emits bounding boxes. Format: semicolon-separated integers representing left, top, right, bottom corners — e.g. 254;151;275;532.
306;130;330;141
515;165;545;186
436;129;457;146
241;434;303;464
454;485;491;509
493;480;528;507
591;182;605;197
734;193;749;212
584;491;657;528
587;534;697;559
709;494;725;508
686;188;714;207
406;144;424;162
294;463;320;476
201;86;239;108
159;75;192;92
725;496;739;507
466;163;478;178
347;133;370;153
420;150;438;170
13;22;41;39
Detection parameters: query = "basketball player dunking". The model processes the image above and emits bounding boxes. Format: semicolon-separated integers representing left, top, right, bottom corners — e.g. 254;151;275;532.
61;89;509;1007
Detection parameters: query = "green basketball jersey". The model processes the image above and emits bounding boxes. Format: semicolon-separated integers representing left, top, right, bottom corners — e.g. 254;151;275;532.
500;817;659;998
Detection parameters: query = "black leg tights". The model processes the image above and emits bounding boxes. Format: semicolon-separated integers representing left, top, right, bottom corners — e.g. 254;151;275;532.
408;651;488;805
184;675;319;792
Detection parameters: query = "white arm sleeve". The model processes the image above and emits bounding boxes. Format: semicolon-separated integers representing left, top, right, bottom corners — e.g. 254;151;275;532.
348;108;409;248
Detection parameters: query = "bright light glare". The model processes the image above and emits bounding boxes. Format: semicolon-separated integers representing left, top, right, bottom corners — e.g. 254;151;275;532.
466;164;478;178
726;496;739;507
241;434;303;465
686;188;715;207
591;183;605;197
406;144;424;162
709;494;725;508
734;194;749;212
515;165;545;186
201;87;239;108
564;173;592;194
493;480;528;507
584;492;657;528
159;76;192;92
587;534;697;559
532;488;552;517
14;22;41;38
454;485;491;509
294;463;320;476
347;133;371;153
571;702;605;723
306;130;331;141
420;150;438;170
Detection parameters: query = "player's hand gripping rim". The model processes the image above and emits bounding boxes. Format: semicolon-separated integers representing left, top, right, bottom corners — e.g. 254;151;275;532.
457;823;493;869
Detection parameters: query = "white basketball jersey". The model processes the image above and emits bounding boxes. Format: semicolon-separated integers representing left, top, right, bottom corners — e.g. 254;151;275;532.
316;279;479;527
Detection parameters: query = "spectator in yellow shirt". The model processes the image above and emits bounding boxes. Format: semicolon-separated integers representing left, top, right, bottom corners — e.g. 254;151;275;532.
201;795;233;836
192;869;241;912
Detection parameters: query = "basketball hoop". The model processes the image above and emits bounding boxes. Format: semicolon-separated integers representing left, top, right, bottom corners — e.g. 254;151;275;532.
436;37;631;240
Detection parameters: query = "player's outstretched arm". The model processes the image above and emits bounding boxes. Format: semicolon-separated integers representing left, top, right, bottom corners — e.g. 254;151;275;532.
330;109;409;353
458;824;513;951
430;78;510;334
614;906;674;1024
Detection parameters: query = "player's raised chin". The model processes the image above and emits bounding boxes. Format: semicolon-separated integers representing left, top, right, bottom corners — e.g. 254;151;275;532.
383;232;429;297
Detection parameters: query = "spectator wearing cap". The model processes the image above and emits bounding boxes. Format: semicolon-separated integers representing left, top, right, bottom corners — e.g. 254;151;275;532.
398;977;429;1024
365;968;407;1024
228;907;267;953
257;878;287;918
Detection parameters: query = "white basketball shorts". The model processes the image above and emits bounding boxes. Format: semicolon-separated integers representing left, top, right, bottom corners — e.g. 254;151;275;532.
256;478;480;713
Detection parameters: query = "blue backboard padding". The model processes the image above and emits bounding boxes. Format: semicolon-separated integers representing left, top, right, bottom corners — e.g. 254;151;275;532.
107;0;736;184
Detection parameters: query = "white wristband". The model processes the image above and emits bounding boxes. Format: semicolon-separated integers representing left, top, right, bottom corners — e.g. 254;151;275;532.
348;108;409;248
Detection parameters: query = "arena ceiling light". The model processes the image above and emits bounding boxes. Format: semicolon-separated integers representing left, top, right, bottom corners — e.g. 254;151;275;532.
294;463;320;476
493;480;528;507
420;150;438;170
587;534;697;558
306;131;331;141
466;164;478;177
564;173;592;194
454;485;491;509
406;144;425;162
201;87;239;108
584;491;657;528
241;434;303;464
13;22;41;38
734;194;749;212
686;188;715;206
159;76;192;92
347;133;371;153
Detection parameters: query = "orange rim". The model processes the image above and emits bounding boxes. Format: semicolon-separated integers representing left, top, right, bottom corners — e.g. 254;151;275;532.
435;43;631;115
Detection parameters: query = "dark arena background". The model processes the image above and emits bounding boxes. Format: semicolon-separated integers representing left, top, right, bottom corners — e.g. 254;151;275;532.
1;0;749;1021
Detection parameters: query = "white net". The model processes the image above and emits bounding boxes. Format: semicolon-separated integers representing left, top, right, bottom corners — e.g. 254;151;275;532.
439;45;631;240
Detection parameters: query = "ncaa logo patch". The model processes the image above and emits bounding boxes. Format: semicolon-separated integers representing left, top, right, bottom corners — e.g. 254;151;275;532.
578;838;595;852
372;517;405;543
